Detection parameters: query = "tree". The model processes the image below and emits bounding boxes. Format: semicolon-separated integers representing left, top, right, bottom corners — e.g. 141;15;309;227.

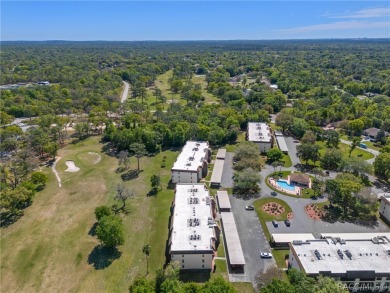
297;143;321;166
349;137;361;157
30;171;47;190
256;265;284;290
321;148;343;170
339;157;372;178
266;148;283;162
374;152;390;181
96;215;125;248
312;178;324;197
95;205;112;221
301;130;316;144
260;279;295;293
150;174;161;192
142;244;151;275
315;275;348;293
153;88;163;103
118;150;130;169
271;161;279;173
275;112;294;133
202;276;236;293
114;184;134;213
233;168;262;195
129;143;147;170
324;130;339;148
349;119;364;136
129;278;155;293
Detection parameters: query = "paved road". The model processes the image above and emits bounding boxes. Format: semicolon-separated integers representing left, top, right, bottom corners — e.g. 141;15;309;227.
120;81;130;103
221;152;234;188
284;136;301;167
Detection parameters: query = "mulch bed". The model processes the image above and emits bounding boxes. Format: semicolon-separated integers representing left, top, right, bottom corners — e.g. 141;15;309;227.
305;204;325;220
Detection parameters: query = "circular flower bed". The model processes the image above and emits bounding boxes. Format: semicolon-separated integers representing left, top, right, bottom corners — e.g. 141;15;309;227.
305;204;325;220
262;202;285;216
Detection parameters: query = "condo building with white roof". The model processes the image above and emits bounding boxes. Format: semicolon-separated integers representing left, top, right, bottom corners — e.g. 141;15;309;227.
247;122;273;152
171;141;211;184
169;184;219;270
289;237;390;292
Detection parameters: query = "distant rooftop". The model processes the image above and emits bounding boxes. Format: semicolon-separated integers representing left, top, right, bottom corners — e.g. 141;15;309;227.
210;159;224;186
170;184;216;253
290;237;390;275
247;122;272;143
171;141;209;172
276;136;288;153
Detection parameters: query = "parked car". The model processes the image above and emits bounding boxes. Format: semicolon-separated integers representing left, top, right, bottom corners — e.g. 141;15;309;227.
245;205;255;211
284;219;291;227
260;252;272;258
272;220;278;227
271;191;277;196
293;140;299;143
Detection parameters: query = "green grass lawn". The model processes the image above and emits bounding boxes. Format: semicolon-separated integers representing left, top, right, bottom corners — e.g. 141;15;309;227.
253;197;292;242
223;132;246;152
0;136;180;293
319;141;374;160
272;249;289;268
232;282;256;293
281;153;292;167
217;237;225;257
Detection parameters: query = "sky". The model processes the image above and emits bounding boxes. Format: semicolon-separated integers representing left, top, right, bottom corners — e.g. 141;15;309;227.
1;1;389;40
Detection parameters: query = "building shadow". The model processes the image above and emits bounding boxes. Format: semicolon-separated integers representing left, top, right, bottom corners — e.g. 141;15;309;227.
87;245;122;270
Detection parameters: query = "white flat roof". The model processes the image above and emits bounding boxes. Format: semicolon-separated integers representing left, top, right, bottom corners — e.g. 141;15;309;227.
171;141;209;172
216;149;226;159
247;122;272;143
217;191;231;210
221;212;246;265
272;233;315;243
276;136;289;153
291;238;390;275
170;184;215;253
320;233;390;240
210;159;224;185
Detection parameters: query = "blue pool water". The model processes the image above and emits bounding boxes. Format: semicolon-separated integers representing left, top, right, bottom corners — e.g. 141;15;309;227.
276;180;296;191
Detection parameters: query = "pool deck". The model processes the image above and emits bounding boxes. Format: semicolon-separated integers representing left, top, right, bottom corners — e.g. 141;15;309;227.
269;178;300;196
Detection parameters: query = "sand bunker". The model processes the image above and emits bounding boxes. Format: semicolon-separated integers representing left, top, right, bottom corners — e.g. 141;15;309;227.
65;160;80;172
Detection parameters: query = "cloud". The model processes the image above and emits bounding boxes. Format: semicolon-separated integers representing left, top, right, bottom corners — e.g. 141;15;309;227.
278;20;390;33
326;8;390;19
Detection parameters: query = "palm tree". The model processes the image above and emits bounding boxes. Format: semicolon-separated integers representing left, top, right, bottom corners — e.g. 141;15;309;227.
142;244;151;275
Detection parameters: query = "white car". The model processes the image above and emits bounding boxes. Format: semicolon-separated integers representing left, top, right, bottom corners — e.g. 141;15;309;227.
245;205;255;210
260;252;272;258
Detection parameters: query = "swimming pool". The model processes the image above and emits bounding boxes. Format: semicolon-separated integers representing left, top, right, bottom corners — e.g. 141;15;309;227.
276;180;296;191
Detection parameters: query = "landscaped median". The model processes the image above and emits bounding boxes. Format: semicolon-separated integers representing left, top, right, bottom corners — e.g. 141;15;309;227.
253;197;293;241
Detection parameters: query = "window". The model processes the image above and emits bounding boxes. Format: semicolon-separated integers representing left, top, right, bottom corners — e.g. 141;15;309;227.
202;260;204;263
182;265;184;268
182;260;184;263
202;265;204;268
202;255;204;257
182;255;184;257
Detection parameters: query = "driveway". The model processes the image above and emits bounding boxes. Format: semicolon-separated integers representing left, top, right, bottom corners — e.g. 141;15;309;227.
284;136;301;167
120;81;130;103
228;195;275;283
221;152;275;284
221;152;234;188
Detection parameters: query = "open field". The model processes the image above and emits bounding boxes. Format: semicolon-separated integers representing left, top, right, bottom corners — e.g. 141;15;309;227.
1;136;179;293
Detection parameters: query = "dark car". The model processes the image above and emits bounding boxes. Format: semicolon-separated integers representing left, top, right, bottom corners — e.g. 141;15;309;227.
271;191;277;196
272;220;278;227
284;219;291;227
